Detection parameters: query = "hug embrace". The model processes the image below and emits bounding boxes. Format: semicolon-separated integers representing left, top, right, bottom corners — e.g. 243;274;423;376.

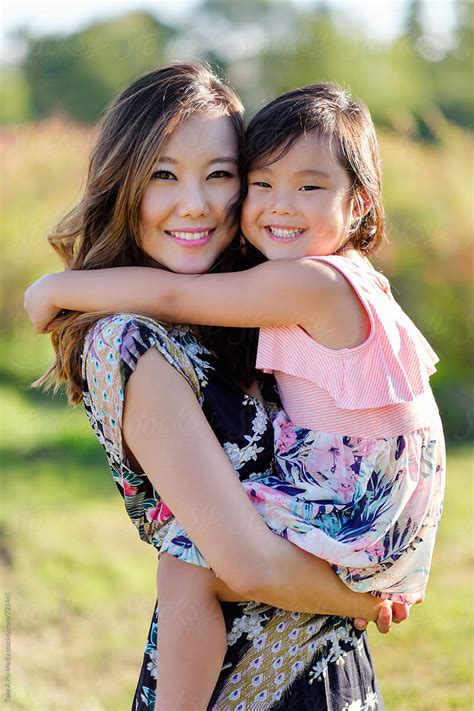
25;63;445;711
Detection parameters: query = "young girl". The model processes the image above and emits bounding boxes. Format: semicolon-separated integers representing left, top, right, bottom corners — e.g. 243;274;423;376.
26;83;442;708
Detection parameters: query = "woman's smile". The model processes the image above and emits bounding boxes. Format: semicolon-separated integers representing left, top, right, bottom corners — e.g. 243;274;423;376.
165;227;216;246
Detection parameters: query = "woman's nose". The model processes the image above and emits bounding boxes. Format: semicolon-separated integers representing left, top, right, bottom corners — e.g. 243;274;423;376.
177;184;209;218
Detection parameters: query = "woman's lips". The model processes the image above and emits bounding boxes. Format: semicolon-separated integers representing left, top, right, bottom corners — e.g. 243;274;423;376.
166;228;215;246
265;226;305;242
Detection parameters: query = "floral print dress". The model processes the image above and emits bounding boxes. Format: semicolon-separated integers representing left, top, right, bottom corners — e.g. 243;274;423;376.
82;314;384;711
251;255;446;607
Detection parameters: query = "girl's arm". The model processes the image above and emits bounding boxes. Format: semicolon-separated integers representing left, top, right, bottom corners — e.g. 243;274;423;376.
24;259;348;333
124;346;391;628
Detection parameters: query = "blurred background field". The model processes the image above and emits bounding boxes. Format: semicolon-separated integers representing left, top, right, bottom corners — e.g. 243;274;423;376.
1;1;473;709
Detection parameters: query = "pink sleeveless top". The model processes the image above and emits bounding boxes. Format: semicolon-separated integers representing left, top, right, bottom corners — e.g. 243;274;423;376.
256;255;441;438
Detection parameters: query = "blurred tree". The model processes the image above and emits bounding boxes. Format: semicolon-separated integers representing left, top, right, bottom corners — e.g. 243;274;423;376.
257;9;432;128
0;67;33;124
203;0;293;23
22;12;174;123
405;0;425;43
428;0;474;126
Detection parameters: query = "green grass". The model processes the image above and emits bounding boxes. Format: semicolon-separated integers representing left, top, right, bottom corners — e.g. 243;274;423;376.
369;446;474;711
1;335;473;709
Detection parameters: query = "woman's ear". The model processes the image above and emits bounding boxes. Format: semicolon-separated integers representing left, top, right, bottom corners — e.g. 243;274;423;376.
352;187;373;219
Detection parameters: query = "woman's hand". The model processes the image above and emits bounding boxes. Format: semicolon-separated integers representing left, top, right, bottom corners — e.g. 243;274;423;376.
24;274;63;333
354;600;410;634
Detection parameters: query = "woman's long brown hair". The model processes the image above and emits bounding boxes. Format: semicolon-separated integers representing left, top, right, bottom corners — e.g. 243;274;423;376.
34;62;255;405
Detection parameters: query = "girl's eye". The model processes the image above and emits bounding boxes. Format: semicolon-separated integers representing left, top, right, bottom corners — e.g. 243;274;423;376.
299;185;322;192
151;170;177;181
207;170;234;179
250;181;271;188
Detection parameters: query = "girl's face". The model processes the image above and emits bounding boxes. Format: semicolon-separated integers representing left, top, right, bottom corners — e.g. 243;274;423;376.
139;113;240;274
241;133;354;260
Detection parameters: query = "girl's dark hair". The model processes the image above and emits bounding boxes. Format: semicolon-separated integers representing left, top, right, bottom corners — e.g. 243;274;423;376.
35;62;257;404
241;83;385;255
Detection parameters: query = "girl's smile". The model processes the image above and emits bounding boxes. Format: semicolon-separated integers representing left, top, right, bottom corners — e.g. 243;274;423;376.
265;225;306;241
242;133;358;260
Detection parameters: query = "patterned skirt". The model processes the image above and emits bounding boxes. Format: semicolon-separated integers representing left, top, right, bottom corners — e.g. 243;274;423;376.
132;600;384;710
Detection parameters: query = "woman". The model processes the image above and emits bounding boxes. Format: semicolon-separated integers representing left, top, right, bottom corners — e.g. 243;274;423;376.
28;63;395;710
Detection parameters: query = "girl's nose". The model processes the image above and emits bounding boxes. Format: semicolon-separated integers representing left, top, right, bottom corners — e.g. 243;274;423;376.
270;192;295;216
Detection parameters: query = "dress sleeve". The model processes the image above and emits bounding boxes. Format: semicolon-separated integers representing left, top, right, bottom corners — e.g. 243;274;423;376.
81;313;209;567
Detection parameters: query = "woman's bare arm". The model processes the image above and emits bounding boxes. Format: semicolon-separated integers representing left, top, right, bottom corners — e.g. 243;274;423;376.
123;347;389;625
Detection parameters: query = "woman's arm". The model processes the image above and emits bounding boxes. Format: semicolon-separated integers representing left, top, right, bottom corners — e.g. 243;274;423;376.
124;346;390;627
24;259;345;333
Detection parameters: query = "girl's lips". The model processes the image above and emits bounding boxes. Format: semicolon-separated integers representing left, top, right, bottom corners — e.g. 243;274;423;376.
265;226;305;242
166;228;215;247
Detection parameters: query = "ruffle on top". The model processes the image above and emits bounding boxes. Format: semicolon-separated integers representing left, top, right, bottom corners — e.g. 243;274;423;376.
256;255;439;410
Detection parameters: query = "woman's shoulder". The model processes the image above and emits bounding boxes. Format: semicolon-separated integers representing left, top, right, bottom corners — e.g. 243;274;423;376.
83;313;173;352
82;313;211;398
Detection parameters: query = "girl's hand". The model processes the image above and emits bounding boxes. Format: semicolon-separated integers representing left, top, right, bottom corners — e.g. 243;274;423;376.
354;600;410;634
24;274;62;333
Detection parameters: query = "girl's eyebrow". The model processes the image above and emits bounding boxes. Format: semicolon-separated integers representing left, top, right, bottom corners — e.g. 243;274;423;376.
296;169;331;179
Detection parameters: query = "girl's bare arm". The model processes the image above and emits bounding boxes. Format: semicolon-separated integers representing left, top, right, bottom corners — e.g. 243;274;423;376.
24;258;353;334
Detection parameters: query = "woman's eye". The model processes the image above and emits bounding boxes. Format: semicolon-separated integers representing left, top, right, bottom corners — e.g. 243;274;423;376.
299;185;322;192
207;170;233;179
151;170;177;181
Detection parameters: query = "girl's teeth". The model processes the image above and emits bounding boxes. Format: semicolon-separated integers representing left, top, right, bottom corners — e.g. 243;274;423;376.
169;230;211;240
269;227;303;238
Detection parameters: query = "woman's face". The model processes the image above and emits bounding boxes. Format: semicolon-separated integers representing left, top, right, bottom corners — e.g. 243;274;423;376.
139;113;240;274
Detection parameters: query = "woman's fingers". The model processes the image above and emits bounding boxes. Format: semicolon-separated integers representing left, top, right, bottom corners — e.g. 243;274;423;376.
375;602;392;634
353;617;368;630
392;602;410;623
354;600;393;633
356;601;410;633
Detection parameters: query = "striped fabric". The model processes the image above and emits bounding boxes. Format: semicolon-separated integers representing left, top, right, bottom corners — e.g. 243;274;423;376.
256;255;440;438
272;372;439;438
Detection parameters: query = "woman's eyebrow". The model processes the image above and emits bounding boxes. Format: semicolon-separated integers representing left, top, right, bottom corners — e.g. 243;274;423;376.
156;156;237;165
208;157;238;165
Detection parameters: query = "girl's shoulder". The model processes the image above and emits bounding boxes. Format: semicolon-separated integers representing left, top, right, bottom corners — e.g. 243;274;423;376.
258;255;440;409
303;253;391;298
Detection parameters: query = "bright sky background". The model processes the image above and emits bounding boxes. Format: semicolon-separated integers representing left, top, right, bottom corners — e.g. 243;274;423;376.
0;0;458;64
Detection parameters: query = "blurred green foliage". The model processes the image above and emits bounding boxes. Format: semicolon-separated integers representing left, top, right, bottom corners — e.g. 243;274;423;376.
1;0;472;442
1;12;174;124
1;1;473;128
1;4;473;707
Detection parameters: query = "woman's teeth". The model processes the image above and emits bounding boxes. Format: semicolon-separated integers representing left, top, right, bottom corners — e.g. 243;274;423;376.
168;230;212;241
268;227;304;238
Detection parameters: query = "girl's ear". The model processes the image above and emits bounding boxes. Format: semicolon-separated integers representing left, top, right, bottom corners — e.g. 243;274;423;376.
352;187;373;219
